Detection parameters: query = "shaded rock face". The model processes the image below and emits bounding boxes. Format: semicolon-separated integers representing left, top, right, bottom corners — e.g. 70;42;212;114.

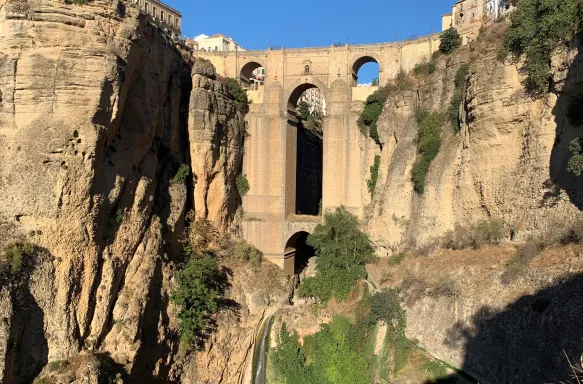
364;23;583;252
0;0;244;382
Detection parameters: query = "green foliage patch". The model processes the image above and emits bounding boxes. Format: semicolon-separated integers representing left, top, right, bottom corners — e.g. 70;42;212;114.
439;28;461;55
170;253;228;350
358;86;391;146
499;0;583;95
411;112;445;194
223;77;249;114
1;242;34;275
367;155;381;196
413;61;437;77
232;237;262;266
172;164;190;184
298;207;375;302
440;218;505;250
236;173;250;196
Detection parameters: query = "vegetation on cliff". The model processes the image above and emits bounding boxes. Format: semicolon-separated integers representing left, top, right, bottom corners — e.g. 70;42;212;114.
367;155;381;196
221;77;249;114
411;112;445;194
298;207;375;302
358;87;390;146
449;64;470;132
500;0;583;95
439;27;462;55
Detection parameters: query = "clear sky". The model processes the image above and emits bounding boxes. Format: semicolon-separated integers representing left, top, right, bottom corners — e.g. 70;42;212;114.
166;0;453;84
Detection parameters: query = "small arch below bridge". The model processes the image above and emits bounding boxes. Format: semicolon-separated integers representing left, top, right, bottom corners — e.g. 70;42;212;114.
351;55;381;101
240;61;265;90
284;231;316;276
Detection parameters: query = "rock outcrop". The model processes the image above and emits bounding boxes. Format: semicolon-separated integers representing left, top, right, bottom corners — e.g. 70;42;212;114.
0;0;245;381
363;23;583;252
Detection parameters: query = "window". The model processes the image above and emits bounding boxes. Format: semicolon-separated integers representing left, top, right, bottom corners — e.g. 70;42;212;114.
175;18;179;28
145;2;149;13
153;7;157;18
168;15;172;25
161;11;165;21
304;65;310;74
215;46;218;51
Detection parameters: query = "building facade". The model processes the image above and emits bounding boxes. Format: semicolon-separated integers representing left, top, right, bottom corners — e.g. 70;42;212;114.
442;0;512;44
298;88;326;117
133;0;182;37
194;34;247;52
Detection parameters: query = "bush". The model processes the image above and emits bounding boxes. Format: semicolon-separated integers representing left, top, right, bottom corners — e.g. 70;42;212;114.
1;242;34;274
440;219;505;250
414;107;429;125
388;252;405;265
298;207;375;302
170;253;227;350
450;64;470;132
223;77;249;114
172;164;190;184
439;28;461;55
366;155;381;196
232;238;262;266
369;288;403;324
358;86;391;146
236;173;250;196
413;61;437;76
298;101;311;121
501;240;543;284
568;138;583;176
500;0;583;96
411;112;445;194
183;215;220;255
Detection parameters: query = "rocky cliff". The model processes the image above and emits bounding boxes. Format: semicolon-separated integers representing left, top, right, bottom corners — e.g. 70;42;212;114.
363;23;583;253
0;0;245;381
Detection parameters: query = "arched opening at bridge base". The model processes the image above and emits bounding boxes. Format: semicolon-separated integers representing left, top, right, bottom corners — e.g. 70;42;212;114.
286;84;324;217
284;231;316;276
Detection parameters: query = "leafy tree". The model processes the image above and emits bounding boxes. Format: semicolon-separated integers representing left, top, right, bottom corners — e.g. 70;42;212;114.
172;164;190;184
298;207;375;302
439;27;461;55
223;77;249;114
270;324;320;384
371;77;379;86
236;173;250;196
170;253;227;350
298;101;311;121
500;0;583;95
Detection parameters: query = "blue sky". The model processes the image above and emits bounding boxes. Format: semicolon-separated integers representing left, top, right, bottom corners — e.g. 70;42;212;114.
166;0;453;83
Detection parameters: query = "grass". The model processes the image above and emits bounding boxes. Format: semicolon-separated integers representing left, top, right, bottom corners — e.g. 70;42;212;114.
388;252;405;265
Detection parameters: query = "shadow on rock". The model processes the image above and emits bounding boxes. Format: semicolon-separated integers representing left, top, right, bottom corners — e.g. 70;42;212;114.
425;273;583;384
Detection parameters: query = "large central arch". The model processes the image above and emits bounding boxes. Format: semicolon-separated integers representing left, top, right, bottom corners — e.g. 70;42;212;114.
285;82;325;217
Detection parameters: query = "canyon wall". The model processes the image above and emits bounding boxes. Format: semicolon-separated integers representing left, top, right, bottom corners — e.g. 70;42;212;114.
363;23;583;253
0;0;245;381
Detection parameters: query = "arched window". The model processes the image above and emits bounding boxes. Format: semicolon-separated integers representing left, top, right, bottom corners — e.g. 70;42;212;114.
304;65;310;74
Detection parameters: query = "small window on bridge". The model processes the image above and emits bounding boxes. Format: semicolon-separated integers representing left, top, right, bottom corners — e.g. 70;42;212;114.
304;65;310;74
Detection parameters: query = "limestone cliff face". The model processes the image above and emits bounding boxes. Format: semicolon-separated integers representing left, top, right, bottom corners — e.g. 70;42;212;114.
0;0;244;381
364;23;583;253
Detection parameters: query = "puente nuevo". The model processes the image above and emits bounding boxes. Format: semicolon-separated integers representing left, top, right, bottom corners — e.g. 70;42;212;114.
195;35;441;274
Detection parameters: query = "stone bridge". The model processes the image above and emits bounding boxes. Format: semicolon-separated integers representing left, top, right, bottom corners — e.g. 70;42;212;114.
194;35;441;274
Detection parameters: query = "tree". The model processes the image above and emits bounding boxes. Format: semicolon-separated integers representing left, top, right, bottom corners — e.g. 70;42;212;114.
500;0;583;95
298;101;311;121
372;77;379;86
439;27;461;55
299;207;375;302
170;253;228;350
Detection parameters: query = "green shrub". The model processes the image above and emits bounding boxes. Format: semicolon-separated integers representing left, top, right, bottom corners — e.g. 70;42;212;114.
411;112;445;194
567;95;583;126
172;164;190;184
450;64;469;132
388;252;405;265
298;101;311;121
366;155;381;196
414;107;430;125
170;253;226;350
236;173;250;196
413;61;437;76
298;207;375;302
369;288;403;324
440;218;505;250
2;242;34;274
48;360;66;372
232;238;262;266
568;138;583;176
223;77;249;114
439;28;461;55
500;0;583;96
270;324;317;384
358;86;391;146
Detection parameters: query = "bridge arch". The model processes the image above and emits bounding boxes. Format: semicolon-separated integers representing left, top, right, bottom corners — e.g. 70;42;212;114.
240;60;266;89
284;231;315;275
285;78;329;114
352;54;381;86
